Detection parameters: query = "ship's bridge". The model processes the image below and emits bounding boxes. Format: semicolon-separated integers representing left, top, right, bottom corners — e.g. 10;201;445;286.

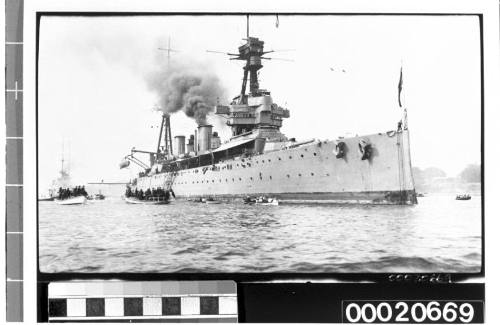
216;93;290;137
214;35;290;137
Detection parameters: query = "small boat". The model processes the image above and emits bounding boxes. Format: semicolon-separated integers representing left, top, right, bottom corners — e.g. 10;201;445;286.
256;197;279;206
124;196;170;205
416;193;425;198
93;193;105;200
38;196;55;202
55;195;87;205
244;196;279;206
202;197;222;204
456;194;471;201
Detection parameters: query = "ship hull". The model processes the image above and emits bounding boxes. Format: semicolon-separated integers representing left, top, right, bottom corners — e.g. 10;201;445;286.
54;196;87;205
178;190;416;204
123;197;170;205
134;129;417;205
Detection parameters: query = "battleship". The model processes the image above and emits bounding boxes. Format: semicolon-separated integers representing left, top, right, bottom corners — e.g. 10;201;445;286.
39;145;74;201
121;22;417;205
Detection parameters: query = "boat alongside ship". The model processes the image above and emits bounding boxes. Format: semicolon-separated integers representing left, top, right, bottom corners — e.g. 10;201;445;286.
121;21;417;205
244;196;279;206
55;195;87;205
123;196;170;205
123;185;171;204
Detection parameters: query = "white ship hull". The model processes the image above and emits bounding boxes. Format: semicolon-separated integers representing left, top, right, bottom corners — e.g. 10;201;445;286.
134;129;417;205
123;197;170;205
55;196;87;205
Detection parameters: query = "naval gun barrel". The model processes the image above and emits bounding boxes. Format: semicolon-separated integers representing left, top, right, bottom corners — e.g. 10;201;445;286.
131;149;157;154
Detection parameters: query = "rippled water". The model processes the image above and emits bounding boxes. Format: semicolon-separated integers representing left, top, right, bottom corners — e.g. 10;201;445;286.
39;194;482;273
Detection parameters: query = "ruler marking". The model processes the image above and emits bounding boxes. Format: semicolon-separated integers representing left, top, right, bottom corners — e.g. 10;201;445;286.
6;81;23;100
6;0;24;321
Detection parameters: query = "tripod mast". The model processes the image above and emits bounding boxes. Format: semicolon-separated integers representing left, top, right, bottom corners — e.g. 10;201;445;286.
156;38;178;157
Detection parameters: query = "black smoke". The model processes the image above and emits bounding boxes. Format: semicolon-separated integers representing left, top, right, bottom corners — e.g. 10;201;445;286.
146;59;226;125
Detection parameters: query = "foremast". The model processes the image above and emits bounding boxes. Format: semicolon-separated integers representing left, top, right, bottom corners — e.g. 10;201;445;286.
215;17;290;138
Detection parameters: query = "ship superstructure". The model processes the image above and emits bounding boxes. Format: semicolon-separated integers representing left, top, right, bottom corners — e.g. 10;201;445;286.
121;22;417;205
215;36;290;138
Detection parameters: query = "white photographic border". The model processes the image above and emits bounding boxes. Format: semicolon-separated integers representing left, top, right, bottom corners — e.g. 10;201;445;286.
16;0;500;323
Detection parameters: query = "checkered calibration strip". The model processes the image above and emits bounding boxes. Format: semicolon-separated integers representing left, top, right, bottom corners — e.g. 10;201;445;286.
48;281;238;322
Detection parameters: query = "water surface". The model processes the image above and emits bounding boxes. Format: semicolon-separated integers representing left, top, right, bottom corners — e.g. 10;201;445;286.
39;194;481;273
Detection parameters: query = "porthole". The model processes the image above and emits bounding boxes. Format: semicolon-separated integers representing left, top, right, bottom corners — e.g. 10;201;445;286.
300;154;304;158
311;173;314;176
269;176;272;180
289;156;292;159
250;177;253;181
313;153;317;156
278;157;282;160
298;173;302;176
268;159;271;162
232;178;235;182
287;174;290;178
239;178;242;181
262;160;265;163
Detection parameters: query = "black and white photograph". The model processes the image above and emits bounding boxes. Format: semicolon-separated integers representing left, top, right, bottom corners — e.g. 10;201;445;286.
37;13;482;274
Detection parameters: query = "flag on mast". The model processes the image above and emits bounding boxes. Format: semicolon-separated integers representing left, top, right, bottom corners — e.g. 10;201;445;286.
398;66;404;108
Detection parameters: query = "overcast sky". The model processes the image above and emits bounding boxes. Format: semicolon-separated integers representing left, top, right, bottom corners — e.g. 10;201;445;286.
38;14;481;189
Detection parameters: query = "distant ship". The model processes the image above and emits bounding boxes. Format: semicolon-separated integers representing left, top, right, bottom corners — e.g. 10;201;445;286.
39;147;72;201
43;144;87;205
121;22;417;205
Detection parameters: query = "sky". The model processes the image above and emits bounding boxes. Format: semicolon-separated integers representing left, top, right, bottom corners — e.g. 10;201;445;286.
38;14;481;189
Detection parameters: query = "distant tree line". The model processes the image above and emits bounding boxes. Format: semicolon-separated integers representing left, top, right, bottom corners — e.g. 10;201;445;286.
412;167;446;188
412;164;481;187
459;164;481;183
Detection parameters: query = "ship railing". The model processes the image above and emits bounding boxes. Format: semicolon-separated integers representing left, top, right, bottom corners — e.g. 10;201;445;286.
229;130;254;141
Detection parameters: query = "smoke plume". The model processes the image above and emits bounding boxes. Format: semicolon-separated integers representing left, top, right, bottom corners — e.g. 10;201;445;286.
146;59;226;125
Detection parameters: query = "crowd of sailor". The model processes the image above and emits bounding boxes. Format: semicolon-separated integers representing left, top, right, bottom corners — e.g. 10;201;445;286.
57;186;88;200
125;186;171;201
